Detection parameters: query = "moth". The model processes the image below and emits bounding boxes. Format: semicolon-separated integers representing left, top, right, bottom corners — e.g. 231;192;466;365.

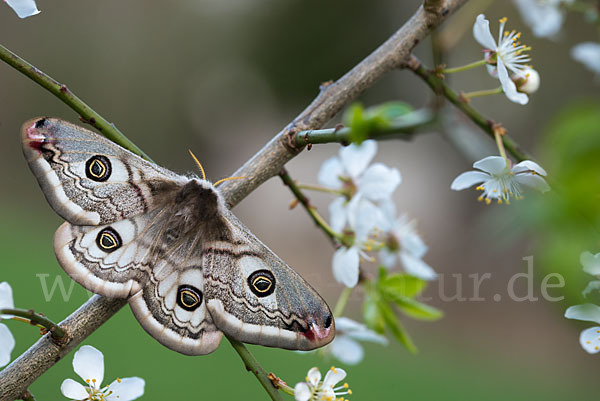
21;117;334;355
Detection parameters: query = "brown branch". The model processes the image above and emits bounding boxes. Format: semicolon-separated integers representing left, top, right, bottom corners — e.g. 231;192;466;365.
0;1;468;399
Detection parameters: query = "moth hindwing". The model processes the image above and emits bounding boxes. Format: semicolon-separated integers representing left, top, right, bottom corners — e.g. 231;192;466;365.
22;117;335;355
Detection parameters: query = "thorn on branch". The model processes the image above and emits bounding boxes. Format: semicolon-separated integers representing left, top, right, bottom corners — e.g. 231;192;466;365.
59;84;68;93
458;92;470;103
319;80;334;91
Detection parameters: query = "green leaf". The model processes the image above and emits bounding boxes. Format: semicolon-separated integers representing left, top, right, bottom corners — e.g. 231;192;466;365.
365;101;413;128
391;296;443;321
379;272;426;298
343;103;369;144
377;300;417;353
363;283;386;334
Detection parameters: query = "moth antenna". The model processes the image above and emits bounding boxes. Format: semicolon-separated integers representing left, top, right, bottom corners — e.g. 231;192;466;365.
188;150;206;181
213;176;248;187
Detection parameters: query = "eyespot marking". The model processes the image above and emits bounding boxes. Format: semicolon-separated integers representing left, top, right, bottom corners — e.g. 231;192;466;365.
177;285;203;311
85;155;112;182
248;269;276;297
96;227;122;252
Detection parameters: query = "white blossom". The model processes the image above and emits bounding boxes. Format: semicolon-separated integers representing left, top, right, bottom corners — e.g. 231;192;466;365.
61;345;145;401
512;0;573;38
451;156;550;204
319;140;401;288
571;42;600;76
327;317;388;365
565;304;600;354
0;282;15;368
473;14;533;104
294;367;351;401
378;205;436;280
318;140;400;232
4;0;39;18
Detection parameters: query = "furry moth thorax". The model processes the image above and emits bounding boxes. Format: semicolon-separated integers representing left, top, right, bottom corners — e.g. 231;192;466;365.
22;117;335;355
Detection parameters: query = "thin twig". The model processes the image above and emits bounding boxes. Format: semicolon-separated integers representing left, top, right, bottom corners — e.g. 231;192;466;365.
404;55;532;161
226;335;285;401
1;308;66;340
278;168;341;242
294;109;435;146
0;44;152;162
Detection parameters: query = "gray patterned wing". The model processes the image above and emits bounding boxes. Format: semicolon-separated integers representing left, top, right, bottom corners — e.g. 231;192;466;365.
202;209;335;351
22;117;186;226
54;206;223;355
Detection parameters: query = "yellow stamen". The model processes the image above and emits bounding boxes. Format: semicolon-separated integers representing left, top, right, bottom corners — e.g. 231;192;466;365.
476;186;484;191
117;378;122;383
213;176;247;187
348;389;353;395
485;198;491;205
497;199;503;204
478;195;484;202
188;150;206;180
344;383;349;389
499;17;507;23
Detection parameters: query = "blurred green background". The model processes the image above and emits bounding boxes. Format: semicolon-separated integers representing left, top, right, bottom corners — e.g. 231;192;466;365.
1;0;600;399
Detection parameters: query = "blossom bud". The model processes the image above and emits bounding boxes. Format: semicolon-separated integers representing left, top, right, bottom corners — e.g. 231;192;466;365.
513;68;540;94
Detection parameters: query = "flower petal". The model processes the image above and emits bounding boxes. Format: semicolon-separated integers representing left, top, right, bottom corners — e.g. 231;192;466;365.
512;160;547;176
514;173;550;193
294;382;312;401
358;163;401;201
497;59;529;104
0;282;15;319
5;0;40;18
339;140;377;179
335;317;389;345
580;251;600;276
473;14;497;50
106;377;145;401
513;0;565;38
73;345;104;388
450;171;489;191
306;367;321;386
330;336;364;365
400;251;437;280
565;304;600;324
332;247;360;288
0;323;15;368
317;157;344;190
571;42;600;75
473;155;508;175
583;281;600;298
579;326;600;354
322;366;346;388
379;249;397;269
328;197;348;233
60;379;89;400
347;196;383;240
